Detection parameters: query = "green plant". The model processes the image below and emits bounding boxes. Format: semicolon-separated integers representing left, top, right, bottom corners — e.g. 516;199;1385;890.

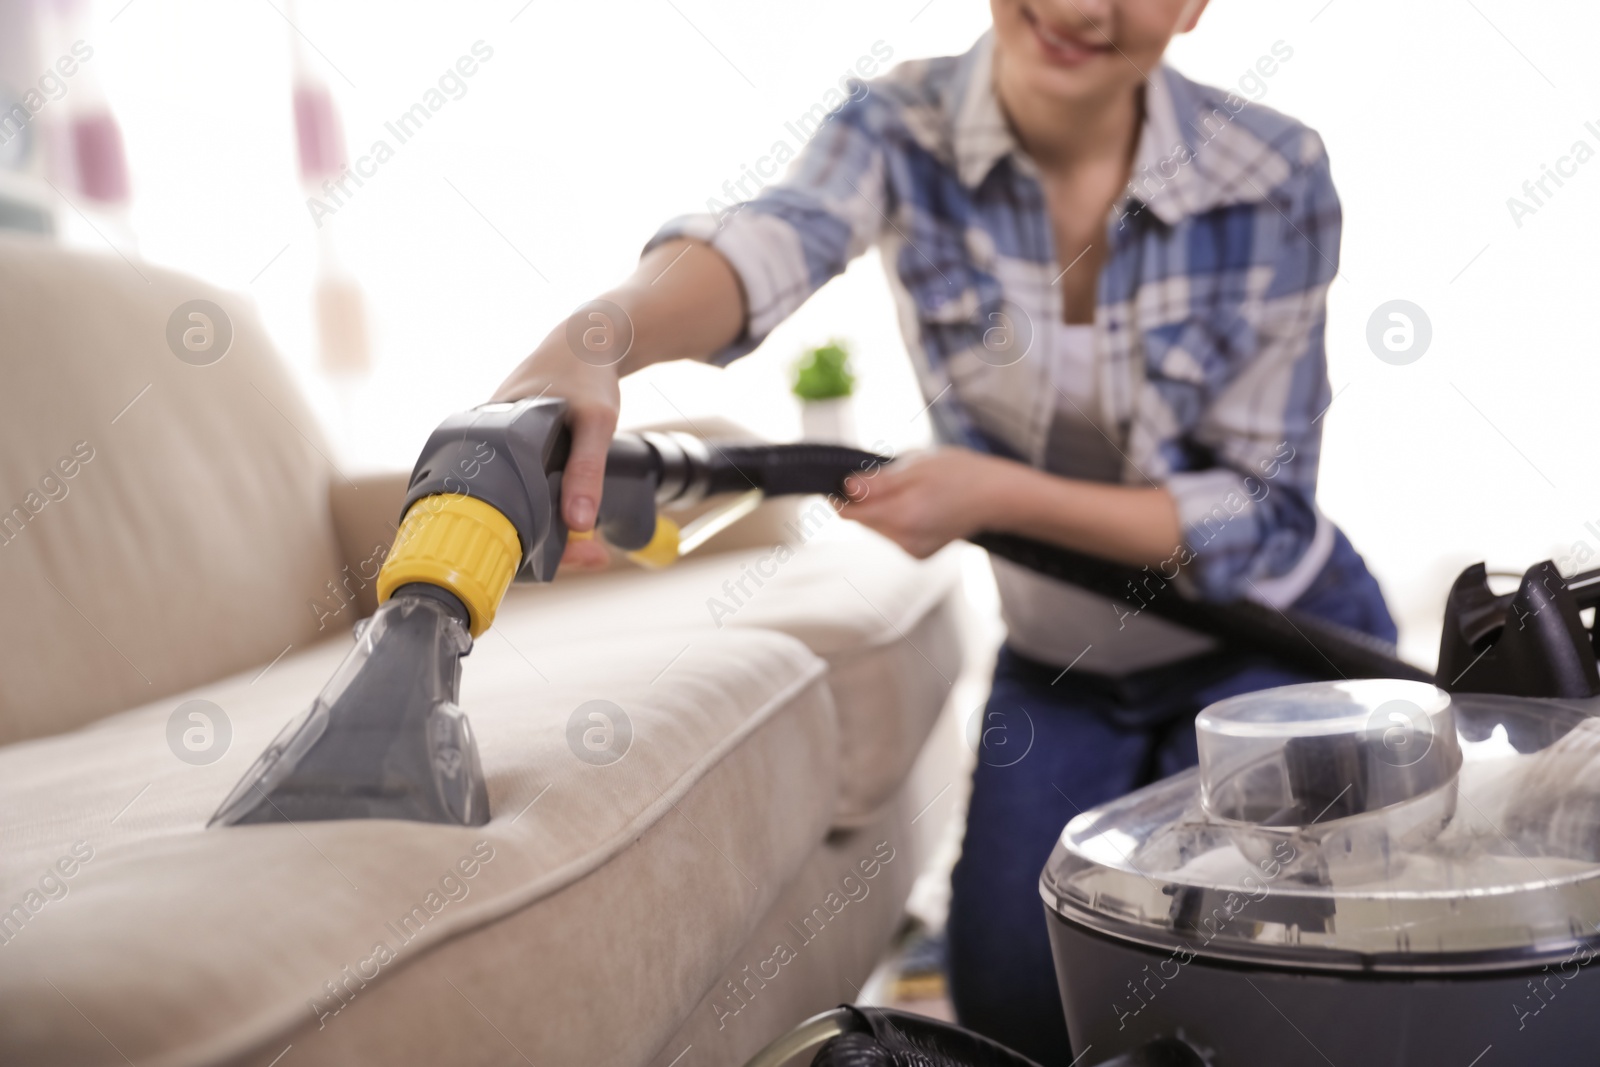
792;341;856;401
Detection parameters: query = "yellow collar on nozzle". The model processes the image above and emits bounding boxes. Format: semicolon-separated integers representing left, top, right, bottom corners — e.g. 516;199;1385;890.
376;494;521;636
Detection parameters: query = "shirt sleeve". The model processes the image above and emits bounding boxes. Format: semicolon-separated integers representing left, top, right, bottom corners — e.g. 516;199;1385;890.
1164;134;1341;605
644;92;889;365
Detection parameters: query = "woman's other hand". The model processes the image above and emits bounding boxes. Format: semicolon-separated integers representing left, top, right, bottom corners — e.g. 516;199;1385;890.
835;447;1016;558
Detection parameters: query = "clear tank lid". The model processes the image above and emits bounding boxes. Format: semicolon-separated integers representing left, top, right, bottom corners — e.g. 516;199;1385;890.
1041;680;1600;973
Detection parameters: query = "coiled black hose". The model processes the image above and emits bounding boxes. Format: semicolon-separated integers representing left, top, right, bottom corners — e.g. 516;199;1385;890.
809;1007;1043;1067
808;1008;1204;1067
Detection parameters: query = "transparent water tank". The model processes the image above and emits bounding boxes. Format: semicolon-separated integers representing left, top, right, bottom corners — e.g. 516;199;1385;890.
1041;680;1600;972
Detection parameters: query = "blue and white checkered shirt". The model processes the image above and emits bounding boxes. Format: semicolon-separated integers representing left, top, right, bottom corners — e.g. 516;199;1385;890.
651;32;1340;606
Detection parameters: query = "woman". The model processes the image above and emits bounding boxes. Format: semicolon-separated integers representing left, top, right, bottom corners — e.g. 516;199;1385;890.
493;1;1395;1061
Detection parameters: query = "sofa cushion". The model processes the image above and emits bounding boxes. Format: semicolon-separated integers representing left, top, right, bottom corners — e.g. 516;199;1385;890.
497;527;964;824
0;624;837;1067
0;234;346;744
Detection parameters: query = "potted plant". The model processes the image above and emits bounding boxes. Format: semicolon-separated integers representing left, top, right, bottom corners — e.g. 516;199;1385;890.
792;340;857;444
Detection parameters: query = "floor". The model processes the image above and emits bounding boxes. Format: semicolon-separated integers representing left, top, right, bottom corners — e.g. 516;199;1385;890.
858;920;956;1023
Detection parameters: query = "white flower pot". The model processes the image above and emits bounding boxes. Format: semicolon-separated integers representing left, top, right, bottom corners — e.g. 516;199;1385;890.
799;396;856;445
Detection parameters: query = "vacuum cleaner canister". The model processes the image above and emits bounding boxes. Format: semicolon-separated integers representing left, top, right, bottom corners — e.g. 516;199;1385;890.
1042;679;1600;1065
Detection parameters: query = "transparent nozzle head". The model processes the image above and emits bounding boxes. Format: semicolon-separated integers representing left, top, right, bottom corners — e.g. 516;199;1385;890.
209;592;490;828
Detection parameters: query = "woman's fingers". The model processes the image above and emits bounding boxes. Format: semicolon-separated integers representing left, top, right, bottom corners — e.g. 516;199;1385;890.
488;317;624;535
561;403;618;532
843;464;908;505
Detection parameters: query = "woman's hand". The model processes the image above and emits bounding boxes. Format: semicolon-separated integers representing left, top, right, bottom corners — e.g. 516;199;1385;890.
492;329;623;570
489;238;746;571
837;446;1184;568
835;447;1020;559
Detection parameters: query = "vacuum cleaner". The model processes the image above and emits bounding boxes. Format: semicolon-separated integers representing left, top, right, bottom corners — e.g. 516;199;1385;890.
740;560;1600;1064
212;396;1600;1064
1029;556;1600;1065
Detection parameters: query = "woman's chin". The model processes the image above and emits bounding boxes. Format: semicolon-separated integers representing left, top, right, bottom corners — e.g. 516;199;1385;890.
1009;58;1115;107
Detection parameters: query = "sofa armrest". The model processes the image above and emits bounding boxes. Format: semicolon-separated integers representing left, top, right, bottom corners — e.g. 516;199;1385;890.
327;471;409;619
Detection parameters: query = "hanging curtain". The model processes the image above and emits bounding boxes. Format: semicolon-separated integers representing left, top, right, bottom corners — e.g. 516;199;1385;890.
0;0;131;241
288;0;370;378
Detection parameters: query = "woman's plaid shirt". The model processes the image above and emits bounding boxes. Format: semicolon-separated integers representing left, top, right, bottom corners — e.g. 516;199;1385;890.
652;33;1342;603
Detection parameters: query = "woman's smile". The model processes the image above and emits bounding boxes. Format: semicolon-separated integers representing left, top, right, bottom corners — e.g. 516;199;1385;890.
1018;4;1116;68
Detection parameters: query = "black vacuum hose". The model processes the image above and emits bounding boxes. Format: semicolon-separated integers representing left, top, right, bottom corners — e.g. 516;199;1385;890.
970;531;1432;683
699;443;1430;684
704;442;890;497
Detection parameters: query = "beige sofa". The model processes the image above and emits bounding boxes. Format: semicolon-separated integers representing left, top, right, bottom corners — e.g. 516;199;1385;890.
0;234;968;1066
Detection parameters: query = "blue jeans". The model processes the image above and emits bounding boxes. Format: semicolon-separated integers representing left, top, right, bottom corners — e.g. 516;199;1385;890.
945;530;1397;1065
